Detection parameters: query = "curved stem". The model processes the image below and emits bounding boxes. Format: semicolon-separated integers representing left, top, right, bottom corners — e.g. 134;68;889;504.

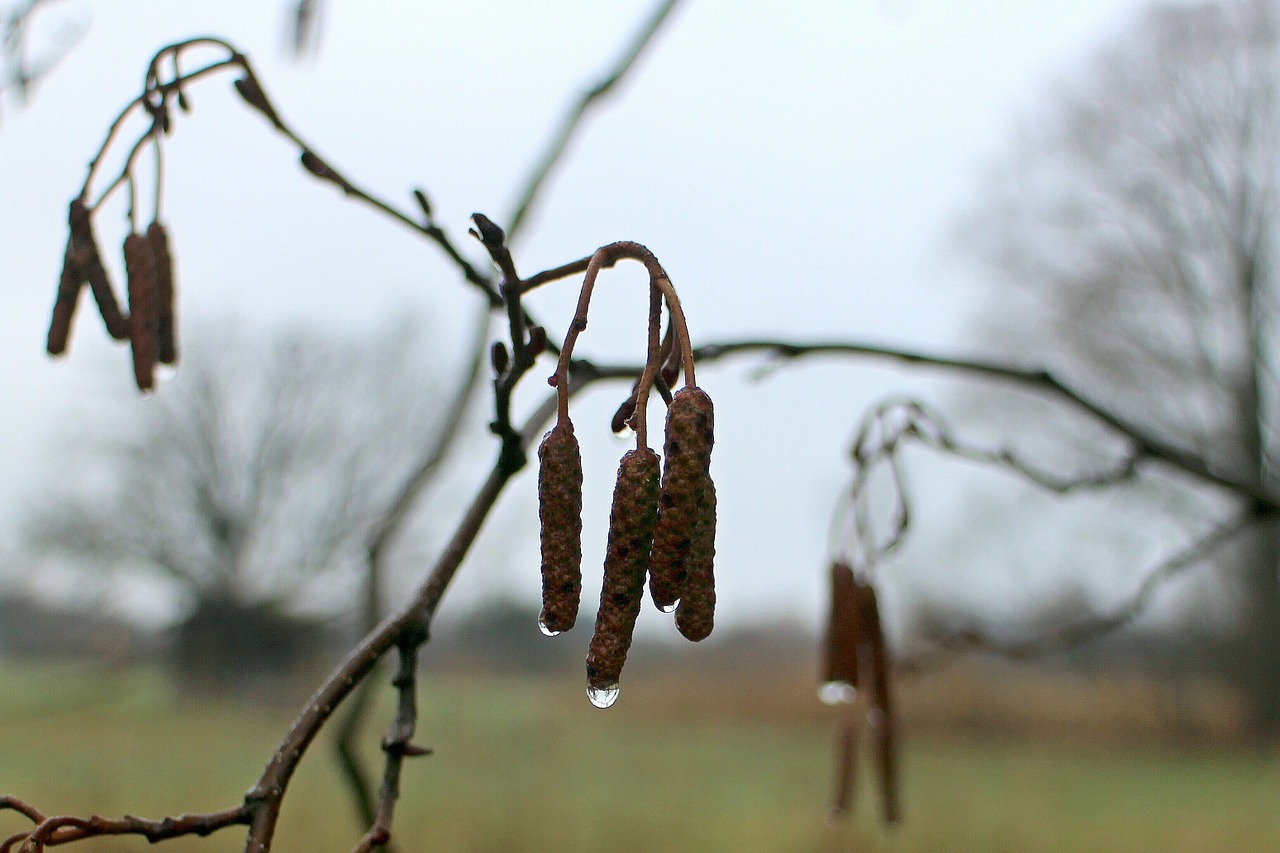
553;241;694;424
83;55;240;201
633;281;662;449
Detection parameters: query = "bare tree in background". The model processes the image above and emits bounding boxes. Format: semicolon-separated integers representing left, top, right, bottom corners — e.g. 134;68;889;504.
26;320;445;693
961;0;1280;737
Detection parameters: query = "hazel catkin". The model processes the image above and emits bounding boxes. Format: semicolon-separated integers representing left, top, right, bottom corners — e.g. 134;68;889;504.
537;421;584;634
856;578;899;825
66;200;129;342
123;232;159;391
146;221;178;365
830;709;862;819
648;386;716;617
822;561;861;695
48;231;86;356
674;476;716;641
586;447;661;690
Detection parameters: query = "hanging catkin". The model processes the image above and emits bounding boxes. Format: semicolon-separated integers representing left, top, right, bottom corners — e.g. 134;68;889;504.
48;230;86;356
830;708;862;818
124;233;159;391
648;386;715;614
586;447;660;689
822;561;861;692
65;200;129;341
146;221;178;365
857;578;899;826
537;421;584;634
674;476;716;641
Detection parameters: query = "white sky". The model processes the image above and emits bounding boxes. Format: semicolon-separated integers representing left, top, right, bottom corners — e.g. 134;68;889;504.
0;0;1160;633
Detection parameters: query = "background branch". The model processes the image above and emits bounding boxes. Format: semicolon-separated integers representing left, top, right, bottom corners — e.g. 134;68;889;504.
908;509;1260;664
692;338;1280;507
504;0;683;242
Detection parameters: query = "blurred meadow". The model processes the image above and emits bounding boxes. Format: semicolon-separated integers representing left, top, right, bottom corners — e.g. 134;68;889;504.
3;656;1276;853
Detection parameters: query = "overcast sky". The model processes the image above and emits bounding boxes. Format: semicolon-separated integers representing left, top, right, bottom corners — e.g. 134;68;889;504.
0;0;1162;634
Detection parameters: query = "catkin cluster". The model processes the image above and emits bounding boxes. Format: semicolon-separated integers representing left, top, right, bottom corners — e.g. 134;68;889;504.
47;199;178;392
535;242;716;705
821;562;898;825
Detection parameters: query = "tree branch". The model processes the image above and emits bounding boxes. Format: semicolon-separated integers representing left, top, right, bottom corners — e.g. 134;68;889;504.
504;0;683;242
691;338;1280;508
907;508;1259;663
240;364;601;853
0;800;250;852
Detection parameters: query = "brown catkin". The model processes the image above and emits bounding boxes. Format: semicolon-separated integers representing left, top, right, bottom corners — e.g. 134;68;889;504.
66;200;128;341
857;579;899;826
537;421;583;634
674;477;716;641
48;231;86;355
586;448;661;689
146;221;178;365
822;561;861;690
830;708;862;819
648;386;715;612
124;233;159;391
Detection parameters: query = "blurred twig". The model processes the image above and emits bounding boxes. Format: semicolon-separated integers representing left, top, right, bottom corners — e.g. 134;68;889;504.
1;0;85;116
286;0;326;57
505;0;683;242
692;338;1280;509
333;300;490;842
904;508;1258;665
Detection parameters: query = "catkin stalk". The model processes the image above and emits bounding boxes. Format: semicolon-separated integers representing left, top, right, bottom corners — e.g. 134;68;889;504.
586;448;660;689
537;421;583;634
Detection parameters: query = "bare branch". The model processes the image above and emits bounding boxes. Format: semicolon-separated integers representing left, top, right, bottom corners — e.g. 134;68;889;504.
0;800;250;852
505;0;683;241
691;338;1280;508
909;509;1259;663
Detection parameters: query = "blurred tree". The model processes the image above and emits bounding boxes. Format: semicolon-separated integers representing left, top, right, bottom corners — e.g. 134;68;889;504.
25;320;445;694
962;0;1280;737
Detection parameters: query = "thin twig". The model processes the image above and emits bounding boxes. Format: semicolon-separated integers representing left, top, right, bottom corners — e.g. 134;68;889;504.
241;362;602;853
505;0;683;241
333;299;491;838
691;338;1280;508
0;803;250;852
907;509;1259;663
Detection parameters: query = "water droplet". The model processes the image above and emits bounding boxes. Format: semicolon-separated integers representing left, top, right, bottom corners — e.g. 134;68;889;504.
587;684;620;709
138;388;155;401
155;363;178;384
537;613;561;637
613;423;636;441
818;681;857;706
658;599;679;614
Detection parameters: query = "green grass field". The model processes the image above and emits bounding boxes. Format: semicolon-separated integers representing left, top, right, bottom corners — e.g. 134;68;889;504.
1;661;1277;853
